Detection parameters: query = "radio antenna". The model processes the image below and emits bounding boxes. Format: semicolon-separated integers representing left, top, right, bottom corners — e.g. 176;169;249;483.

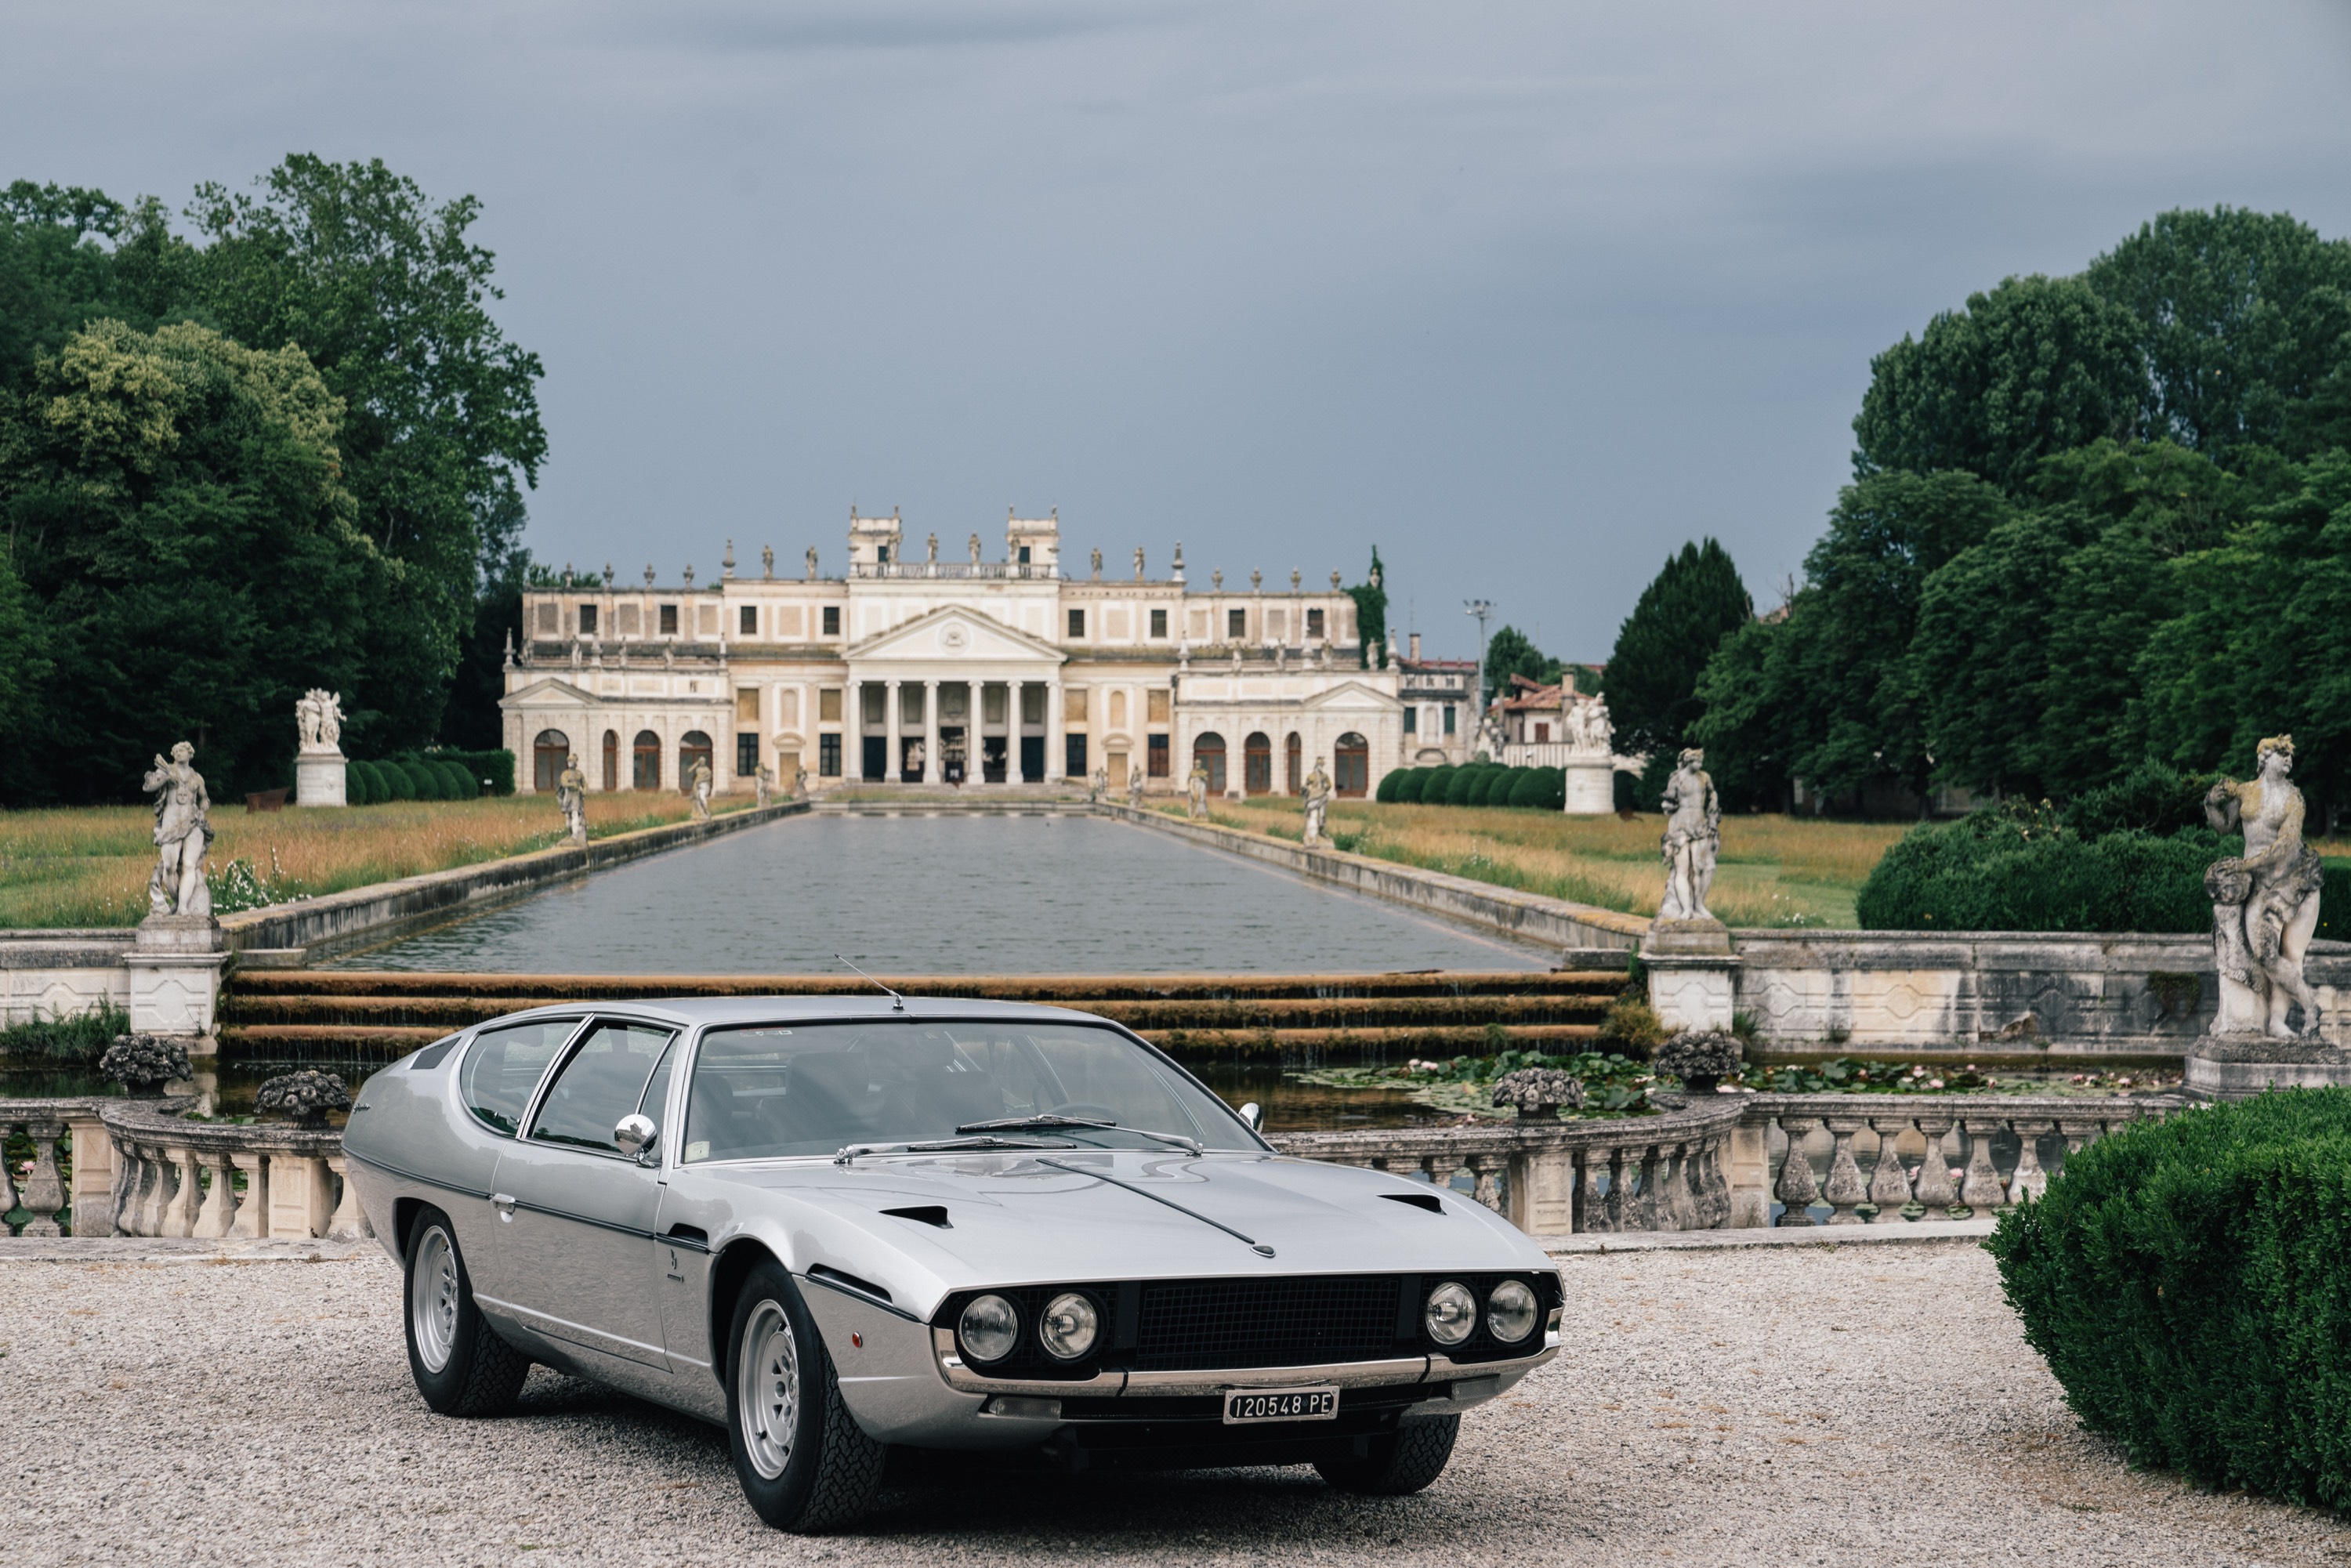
835;954;906;1012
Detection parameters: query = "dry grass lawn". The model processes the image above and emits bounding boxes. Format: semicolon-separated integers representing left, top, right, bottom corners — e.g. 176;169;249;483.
1163;798;1910;927
0;794;735;929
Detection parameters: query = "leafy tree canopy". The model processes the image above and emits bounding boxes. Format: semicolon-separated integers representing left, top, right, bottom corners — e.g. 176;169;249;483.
1481;625;1559;704
1346;546;1387;668
1603;538;1751;758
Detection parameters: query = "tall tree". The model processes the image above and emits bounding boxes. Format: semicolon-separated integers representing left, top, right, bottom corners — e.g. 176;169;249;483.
1480;625;1558;704
179;155;546;751
1346;546;1387;666
2085;206;2351;465
1603;538;1752;757
1852;273;2142;494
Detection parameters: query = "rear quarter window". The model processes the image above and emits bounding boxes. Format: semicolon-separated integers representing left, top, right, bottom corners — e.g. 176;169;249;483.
462;1019;581;1135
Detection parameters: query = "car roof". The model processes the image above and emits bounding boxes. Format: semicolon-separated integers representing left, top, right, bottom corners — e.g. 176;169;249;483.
470;994;1116;1030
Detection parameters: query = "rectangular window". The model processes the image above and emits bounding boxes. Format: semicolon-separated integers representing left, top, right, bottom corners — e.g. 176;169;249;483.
659;604;679;636
1226;607;1245;639
1018;545;1033;564
821;605;841;636
1403;707;1417;734
535;602;558;635
1065;733;1087;778
1534;722;1549;743
578;603;598;635
819;688;842;723
1150;607;1168;639
1021;685;1045;725
1063;686;1087;723
740;605;757;636
1147;689;1170;724
1306;607;1325;639
1444;706;1456;735
1067;607;1085;639
877;544;890;565
737;733;759;775
1147;734;1170;777
735;689;759;723
819;734;842;776
862;686;885;726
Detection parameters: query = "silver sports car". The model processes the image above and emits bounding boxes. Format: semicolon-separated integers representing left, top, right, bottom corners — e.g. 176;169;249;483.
342;995;1563;1530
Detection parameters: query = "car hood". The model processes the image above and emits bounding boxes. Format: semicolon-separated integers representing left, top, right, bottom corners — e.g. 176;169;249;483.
695;1149;1549;1290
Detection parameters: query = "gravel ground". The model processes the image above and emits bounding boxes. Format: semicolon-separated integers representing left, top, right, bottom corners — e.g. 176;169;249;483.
4;1240;2345;1567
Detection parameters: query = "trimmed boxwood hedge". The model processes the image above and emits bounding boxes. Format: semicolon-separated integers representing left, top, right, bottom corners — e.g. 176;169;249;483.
1991;1090;2351;1509
346;759;381;805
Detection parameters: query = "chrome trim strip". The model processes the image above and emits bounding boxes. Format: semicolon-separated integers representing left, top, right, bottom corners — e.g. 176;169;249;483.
932;1327;1128;1396
802;1269;925;1324
1121;1357;1432;1396
342;1148;493;1202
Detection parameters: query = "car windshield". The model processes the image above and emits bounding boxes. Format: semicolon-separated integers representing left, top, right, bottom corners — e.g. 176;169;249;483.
681;1019;1257;1163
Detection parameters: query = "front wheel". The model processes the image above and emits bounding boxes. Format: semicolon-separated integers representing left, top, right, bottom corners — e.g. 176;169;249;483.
725;1262;886;1532
403;1204;530;1416
1314;1414;1459;1495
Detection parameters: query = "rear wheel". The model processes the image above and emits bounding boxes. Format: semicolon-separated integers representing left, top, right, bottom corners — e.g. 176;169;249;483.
1313;1415;1459;1494
403;1204;530;1416
725;1261;886;1532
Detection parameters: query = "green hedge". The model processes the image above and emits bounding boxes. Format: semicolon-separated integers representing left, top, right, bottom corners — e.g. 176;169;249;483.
1371;762;1565;811
1507;766;1565;810
346;759;381;805
1990;1091;2351;1508
1388;768;1427;802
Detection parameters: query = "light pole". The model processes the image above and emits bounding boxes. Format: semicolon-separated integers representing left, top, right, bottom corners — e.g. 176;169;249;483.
1464;599;1493;761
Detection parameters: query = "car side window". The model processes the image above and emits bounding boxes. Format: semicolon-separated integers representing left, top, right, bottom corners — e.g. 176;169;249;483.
462;1019;581;1135
530;1020;677;1154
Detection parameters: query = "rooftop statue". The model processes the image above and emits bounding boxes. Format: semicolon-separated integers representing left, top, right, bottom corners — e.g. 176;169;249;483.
1657;748;1720;922
2204;735;2325;1038
143;741;215;918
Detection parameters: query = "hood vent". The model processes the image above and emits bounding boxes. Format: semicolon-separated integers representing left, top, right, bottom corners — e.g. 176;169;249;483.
1380;1192;1445;1215
882;1204;951;1228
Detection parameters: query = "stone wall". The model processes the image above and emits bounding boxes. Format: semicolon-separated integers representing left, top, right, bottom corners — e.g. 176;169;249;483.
0;931;135;1026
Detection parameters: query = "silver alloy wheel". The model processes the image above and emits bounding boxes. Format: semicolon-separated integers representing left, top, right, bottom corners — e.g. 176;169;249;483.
738;1299;800;1481
411;1226;460;1373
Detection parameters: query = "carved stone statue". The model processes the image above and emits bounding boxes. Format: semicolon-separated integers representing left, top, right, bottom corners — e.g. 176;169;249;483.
143;742;215;918
1657;748;1721;922
762;544;774;581
1090;547;1103;581
806;545;819;581
1186;759;1210;819
793;765;809;801
755;762;773;808
295;690;342;751
1135;546;1147;582
1128;765;1146;807
969;532;983;564
1302;758;1334;847
556;753;588;846
926;532;938;564
2204;735;2325;1037
1089;766;1107;803
689;757;714;821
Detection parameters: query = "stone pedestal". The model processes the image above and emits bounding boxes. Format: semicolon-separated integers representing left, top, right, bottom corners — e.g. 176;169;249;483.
2184;1036;2351;1100
295;748;347;807
1644;918;1741;1034
128;914;227;1057
1562;757;1614;815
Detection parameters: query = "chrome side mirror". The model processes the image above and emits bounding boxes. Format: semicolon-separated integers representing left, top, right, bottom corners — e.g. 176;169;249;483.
614;1113;659;1163
1239;1102;1263;1132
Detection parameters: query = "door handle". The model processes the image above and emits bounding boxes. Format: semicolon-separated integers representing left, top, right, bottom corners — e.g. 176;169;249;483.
491;1193;516;1222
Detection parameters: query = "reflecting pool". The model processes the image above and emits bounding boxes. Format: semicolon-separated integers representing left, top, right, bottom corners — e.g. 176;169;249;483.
324;810;1552;976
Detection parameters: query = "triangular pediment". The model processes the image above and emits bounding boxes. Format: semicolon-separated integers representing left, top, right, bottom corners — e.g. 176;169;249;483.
848;606;1065;665
499;677;601;708
1300;680;1401;712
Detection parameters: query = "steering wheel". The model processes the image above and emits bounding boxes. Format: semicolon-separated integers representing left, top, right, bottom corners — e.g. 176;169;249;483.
1047;1103;1119;1121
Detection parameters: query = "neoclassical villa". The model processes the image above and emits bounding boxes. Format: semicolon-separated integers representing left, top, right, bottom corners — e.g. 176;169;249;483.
499;510;1429;799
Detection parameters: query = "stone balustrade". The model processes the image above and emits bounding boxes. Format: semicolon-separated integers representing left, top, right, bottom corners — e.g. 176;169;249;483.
49;1099;365;1241
2;1097;119;1237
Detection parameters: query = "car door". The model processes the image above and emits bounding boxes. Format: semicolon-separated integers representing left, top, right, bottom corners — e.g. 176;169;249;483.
451;1016;586;1310
490;1018;679;1375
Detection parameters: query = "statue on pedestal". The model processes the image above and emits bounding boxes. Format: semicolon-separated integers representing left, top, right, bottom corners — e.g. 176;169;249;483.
1128;766;1146;807
556;752;588;846
1657;748;1720;922
2204;735;2325;1037
1302;758;1333;847
1089;766;1107;804
1186;759;1210;819
755;762;773;808
143;742;215;917
793;765;808;801
689;757;714;821
295;690;342;752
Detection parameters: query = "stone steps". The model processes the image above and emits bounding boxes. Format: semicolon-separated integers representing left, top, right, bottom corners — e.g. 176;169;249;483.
217;969;1625;1063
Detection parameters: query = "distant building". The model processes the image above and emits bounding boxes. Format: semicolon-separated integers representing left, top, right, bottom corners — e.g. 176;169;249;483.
1397;634;1476;766
501;510;1410;799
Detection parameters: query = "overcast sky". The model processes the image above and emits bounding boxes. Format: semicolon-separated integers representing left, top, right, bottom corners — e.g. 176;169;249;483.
8;1;2350;661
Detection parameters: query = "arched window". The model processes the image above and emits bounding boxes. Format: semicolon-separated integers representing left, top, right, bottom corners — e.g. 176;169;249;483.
1244;732;1273;795
1335;731;1370;797
679;730;715;792
1284;732;1302;795
1193;732;1226;795
632;730;661;791
600;730;618;793
532;730;570;793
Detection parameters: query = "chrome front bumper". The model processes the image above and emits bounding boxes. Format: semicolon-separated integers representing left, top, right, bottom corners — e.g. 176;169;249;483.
929;1322;1563;1400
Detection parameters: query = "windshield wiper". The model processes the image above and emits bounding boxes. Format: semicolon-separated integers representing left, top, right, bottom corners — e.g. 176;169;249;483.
956;1115;1203;1156
834;1134;1074;1165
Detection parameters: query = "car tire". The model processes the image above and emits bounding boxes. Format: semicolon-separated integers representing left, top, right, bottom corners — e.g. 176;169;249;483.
403;1204;531;1417
1313;1414;1459;1495
725;1260;887;1532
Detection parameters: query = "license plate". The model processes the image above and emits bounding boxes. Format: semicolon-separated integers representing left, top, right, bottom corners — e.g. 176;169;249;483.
1222;1385;1339;1425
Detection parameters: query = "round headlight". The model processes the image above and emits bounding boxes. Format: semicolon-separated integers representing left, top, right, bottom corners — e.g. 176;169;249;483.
958;1294;1020;1363
1486;1280;1540;1344
1423;1280;1477;1346
1038;1291;1100;1361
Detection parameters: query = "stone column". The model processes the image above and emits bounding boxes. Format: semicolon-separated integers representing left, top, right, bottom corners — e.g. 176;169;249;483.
885;679;903;782
1643;918;1739;1034
67;1114;114;1237
1007;679;1027;784
923;679;943;784
845;679;864;778
16;1119;66;1237
226;1152;269;1240
270;1154;332;1239
192;1150;238;1238
1045;675;1065;782
325;1156;371;1240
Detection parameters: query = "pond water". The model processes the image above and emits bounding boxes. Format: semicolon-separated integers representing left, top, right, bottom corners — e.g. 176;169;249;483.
324;810;1553;976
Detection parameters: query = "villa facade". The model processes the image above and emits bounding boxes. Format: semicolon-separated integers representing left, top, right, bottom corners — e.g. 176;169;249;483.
500;510;1408;798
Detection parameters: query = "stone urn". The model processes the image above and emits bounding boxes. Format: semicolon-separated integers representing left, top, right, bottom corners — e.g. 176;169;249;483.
254;1070;353;1126
1654;1029;1744;1096
99;1033;194;1097
1491;1067;1585;1122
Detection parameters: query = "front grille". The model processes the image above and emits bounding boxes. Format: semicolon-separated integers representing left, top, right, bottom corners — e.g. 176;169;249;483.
1134;1275;1404;1371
